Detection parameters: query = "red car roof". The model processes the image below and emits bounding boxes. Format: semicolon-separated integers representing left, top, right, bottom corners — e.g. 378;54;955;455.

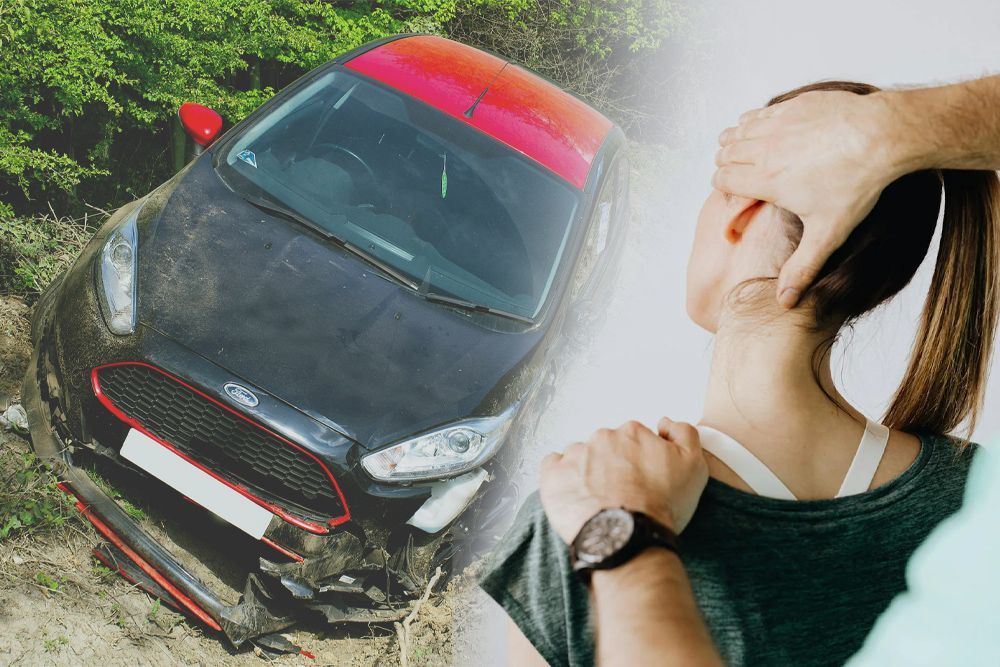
345;35;614;190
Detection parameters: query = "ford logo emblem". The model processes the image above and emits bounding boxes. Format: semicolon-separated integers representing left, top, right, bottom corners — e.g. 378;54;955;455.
224;383;259;408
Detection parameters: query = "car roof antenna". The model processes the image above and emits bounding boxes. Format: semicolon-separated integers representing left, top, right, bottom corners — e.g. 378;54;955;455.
465;63;510;118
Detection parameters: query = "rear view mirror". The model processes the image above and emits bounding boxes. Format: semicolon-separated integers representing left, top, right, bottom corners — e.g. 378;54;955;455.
178;103;223;152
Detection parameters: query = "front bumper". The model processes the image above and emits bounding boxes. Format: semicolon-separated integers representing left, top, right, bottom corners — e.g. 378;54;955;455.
24;279;517;648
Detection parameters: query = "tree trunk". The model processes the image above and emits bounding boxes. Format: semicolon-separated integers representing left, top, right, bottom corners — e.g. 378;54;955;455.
250;58;262;90
172;117;187;173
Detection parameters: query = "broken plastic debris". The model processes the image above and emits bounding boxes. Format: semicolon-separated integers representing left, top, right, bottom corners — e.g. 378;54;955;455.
0;404;28;433
406;468;488;533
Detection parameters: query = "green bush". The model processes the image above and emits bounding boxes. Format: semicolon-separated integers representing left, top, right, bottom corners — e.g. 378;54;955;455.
0;1;678;296
0;207;100;295
0;0;678;217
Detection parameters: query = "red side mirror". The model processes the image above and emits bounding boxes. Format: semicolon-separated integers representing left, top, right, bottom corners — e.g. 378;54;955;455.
178;102;223;147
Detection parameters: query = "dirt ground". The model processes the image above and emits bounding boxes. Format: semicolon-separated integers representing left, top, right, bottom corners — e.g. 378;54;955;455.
0;293;485;666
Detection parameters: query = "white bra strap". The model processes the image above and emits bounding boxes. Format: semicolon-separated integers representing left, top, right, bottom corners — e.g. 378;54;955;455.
696;426;798;500
836;420;890;498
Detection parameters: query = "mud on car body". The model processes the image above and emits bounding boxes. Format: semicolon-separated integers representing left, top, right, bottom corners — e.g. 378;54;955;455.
23;34;629;647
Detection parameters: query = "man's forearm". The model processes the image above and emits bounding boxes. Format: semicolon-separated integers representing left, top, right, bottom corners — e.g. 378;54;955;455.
882;74;1000;174
590;549;723;667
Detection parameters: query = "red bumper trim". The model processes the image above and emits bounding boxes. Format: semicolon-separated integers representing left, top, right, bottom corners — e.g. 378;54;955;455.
261;537;305;563
60;483;222;631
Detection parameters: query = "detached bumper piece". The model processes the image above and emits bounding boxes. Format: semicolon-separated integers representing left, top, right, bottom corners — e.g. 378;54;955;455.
22;349;441;654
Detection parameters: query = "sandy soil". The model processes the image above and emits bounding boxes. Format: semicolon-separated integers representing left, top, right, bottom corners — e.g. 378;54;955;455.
0;294;471;666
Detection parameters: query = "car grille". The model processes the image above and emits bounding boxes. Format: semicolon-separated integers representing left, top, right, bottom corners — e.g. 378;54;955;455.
95;363;346;523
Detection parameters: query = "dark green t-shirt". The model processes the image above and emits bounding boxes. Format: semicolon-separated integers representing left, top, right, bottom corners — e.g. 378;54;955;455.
480;433;975;667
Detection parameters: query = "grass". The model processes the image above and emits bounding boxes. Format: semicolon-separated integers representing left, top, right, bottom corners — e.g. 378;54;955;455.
85;466;148;523
43;635;68;652
0;206;103;296
0;449;77;541
35;570;62;591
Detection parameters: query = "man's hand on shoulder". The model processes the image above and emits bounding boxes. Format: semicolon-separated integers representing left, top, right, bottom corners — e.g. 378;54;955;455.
539;418;709;546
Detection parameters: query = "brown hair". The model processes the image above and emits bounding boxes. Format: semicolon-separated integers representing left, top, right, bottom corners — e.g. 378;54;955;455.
768;81;1000;437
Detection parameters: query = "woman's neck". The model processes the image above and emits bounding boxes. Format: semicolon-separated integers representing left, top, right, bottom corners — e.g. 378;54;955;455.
700;314;871;498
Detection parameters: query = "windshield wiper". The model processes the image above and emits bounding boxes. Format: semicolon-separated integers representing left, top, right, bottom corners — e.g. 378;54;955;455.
244;194;325;235
244;195;529;322
243;194;418;291
337;239;419;291
418;292;535;325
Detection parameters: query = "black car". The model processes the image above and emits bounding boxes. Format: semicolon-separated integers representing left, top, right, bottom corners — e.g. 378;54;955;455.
22;34;628;646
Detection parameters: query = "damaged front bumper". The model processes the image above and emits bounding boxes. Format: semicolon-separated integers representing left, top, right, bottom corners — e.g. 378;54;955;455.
22;313;517;651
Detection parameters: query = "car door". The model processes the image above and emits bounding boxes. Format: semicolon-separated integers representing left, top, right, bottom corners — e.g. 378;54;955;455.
566;154;631;345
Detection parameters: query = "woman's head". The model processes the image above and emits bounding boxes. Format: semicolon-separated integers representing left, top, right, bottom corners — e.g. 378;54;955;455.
686;80;1000;436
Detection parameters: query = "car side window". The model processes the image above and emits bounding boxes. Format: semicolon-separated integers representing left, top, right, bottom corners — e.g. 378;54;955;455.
570;157;628;302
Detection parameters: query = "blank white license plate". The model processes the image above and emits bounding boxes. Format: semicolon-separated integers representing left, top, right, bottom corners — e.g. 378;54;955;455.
120;428;272;539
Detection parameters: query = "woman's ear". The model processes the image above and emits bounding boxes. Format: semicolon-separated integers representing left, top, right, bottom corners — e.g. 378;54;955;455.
723;196;766;244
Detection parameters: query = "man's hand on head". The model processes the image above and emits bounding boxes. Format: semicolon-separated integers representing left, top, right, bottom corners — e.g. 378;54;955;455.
539;418;709;545
712;89;907;308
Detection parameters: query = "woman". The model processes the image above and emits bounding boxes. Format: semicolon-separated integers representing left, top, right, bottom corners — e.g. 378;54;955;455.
480;81;1000;667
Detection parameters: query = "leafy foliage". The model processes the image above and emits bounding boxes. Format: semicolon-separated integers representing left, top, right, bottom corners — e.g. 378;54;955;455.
0;451;76;541
0;0;677;294
0;208;101;294
0;0;676;212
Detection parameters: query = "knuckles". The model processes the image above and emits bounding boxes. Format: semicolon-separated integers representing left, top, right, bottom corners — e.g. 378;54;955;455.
620;420;645;438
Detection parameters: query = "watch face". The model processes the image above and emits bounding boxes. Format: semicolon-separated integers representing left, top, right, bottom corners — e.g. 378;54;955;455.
575;508;635;564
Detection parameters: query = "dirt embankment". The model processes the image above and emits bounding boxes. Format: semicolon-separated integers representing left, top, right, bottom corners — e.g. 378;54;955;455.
0;294;476;666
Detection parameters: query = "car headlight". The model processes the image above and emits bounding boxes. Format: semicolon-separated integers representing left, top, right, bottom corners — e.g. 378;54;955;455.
361;405;518;483
96;202;142;335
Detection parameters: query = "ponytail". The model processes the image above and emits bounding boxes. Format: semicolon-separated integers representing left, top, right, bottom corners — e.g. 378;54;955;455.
883;169;1000;437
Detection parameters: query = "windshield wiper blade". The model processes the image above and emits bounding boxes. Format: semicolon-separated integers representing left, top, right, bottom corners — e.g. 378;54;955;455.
243;195;418;291
244;194;327;233
338;239;419;291
419;292;535;325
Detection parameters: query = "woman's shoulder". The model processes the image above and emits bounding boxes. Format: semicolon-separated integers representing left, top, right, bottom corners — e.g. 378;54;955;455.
910;431;981;502
919;431;980;471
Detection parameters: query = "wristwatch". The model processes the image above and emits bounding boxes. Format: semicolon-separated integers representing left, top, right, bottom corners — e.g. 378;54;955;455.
570;508;679;583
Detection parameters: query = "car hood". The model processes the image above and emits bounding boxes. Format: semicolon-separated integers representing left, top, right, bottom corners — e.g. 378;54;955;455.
136;158;546;449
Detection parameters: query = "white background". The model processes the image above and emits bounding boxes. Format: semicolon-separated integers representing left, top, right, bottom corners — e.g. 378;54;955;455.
465;2;1000;663
518;0;1000;482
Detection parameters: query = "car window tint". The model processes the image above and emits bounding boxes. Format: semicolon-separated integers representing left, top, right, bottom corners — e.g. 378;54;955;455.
218;70;581;320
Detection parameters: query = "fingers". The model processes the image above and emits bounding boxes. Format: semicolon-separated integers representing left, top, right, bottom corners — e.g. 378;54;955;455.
718;108;770;146
739;104;782;124
541;451;563;473
719;112;780;147
657;417;702;454
711;164;773;202
775;225;841;308
562;441;587;461
615;419;653;439
714;139;762;167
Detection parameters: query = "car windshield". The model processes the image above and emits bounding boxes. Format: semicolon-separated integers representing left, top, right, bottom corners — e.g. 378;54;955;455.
215;69;581;321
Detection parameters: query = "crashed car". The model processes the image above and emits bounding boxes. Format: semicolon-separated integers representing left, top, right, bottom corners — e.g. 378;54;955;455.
22;34;628;647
